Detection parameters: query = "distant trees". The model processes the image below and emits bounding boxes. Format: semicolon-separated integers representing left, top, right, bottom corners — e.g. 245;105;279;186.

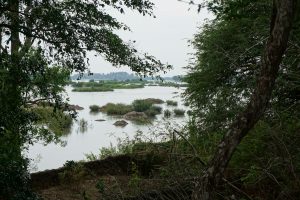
185;0;299;199
0;0;169;199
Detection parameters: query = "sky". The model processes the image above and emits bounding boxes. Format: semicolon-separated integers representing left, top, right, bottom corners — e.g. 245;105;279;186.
87;0;213;76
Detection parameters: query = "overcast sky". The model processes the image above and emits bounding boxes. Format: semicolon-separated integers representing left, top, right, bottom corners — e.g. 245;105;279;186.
87;0;213;76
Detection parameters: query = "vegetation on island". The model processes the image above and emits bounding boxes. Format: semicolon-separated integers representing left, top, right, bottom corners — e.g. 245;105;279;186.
173;109;185;116
71;80;145;92
166;100;178;106
97;99;167;124
100;103;133;115
70;79;187;92
89;105;101;112
163;109;172;118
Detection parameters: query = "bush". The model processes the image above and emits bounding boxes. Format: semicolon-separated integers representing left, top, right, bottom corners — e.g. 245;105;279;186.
59;160;86;184
32;107;73;136
143;98;164;104
132;99;153;112
145;105;163;117
100;103;133;115
89;105;100;112
173;109;185;116
166;100;178;106
164;109;171;118
151;105;162;113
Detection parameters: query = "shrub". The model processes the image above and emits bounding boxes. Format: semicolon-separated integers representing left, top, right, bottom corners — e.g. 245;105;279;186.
166;100;178;106
145;109;157;117
32;107;73;136
173;109;185;116
100;103;133;115
151;105;162;113
164;109;171;118
144;98;164;104
89;105;100;112
145;106;162;117
59;160;86;184
132;99;152;112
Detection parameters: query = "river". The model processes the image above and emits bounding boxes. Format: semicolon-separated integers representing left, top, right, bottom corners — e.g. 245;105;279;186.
28;86;188;172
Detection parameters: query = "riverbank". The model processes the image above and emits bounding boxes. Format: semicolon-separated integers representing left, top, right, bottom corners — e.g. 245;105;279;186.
31;154;168;200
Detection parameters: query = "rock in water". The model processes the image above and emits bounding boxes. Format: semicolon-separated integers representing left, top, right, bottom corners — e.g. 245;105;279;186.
113;120;128;127
95;119;106;122
124;111;147;120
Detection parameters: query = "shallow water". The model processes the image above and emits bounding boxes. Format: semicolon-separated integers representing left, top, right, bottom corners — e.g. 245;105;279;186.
28;86;188;172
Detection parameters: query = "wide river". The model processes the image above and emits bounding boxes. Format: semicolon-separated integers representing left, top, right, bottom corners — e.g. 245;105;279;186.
28;86;188;172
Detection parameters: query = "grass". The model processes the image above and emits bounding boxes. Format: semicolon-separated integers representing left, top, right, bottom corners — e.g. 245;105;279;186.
164;109;171;118
132;99;153;112
145;106;162;117
173;109;185;116
72;87;113;92
98;99;165;121
166;100;178;106
151;105;162;113
89;105;101;112
143;98;164;104
100;103;133;115
71;81;144;92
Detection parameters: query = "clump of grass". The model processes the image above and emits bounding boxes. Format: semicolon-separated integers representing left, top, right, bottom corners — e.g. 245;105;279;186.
173;109;185;116
89;105;101;112
100;103;133;115
144;98;164;104
78;118;88;133
164;109;172;118
132;99;153;112
145;106;162;117
166;100;178;106
151;105;162;113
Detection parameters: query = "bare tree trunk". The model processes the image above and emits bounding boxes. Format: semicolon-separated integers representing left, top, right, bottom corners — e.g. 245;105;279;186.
192;0;297;199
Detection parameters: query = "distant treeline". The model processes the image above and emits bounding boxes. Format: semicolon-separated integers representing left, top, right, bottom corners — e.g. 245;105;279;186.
70;72;183;82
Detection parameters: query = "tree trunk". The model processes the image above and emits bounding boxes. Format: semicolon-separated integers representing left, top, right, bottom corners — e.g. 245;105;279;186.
192;0;297;199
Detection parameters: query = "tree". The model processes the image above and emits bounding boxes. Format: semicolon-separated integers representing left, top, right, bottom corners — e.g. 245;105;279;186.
185;0;298;199
0;0;169;199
